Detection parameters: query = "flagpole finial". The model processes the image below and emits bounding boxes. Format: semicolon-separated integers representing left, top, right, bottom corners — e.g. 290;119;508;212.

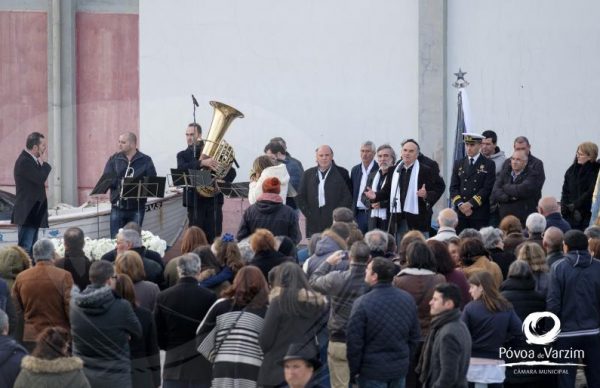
453;68;469;88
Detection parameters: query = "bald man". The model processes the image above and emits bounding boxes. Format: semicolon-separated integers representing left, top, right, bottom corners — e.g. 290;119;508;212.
543;226;565;267
538;196;571;233
297;145;352;236
430;208;459;242
103;132;156;237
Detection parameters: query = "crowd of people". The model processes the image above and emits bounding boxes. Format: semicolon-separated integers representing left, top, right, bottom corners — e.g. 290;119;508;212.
3;128;600;387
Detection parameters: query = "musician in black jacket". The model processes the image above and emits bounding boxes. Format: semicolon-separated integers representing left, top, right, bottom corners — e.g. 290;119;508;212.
176;123;236;242
12;132;51;257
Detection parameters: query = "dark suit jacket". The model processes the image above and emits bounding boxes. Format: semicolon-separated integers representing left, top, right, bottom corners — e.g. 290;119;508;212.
502;153;545;204
418;154;446;209
491;162;542;225
450;155;496;221
155;277;216;383
351;161;378;212
297;162;352;236
11;150;51;228
373;161;437;231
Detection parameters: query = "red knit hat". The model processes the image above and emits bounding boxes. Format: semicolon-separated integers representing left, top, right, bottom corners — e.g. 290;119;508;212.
262;177;281;194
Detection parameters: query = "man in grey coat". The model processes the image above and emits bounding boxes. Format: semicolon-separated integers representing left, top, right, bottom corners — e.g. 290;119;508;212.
417;283;471;388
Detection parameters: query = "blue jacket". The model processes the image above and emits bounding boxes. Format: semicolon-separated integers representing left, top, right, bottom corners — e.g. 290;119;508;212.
545;212;571;234
0;335;27;388
346;283;420;380
547;250;600;335
103;150;157;209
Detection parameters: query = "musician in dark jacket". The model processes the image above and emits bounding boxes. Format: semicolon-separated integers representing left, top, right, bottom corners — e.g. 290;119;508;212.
297;145;352;236
365;139;438;236
176;123;236;242
12;132;52;257
449;133;496;232
491;150;542;226
103;132;156;238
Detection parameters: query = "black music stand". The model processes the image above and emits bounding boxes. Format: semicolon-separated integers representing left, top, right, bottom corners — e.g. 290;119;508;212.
121;176;167;200
169;168;191;188
218;181;249;198
188;170;214;192
89;172;116;238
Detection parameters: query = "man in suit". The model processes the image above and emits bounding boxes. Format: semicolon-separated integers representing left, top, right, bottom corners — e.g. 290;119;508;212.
12;132;51;257
449;133;496;232
363;144;396;232
176;123;236;242
350;141;378;234
297;145;353;236
155;253;216;388
365;139;439;240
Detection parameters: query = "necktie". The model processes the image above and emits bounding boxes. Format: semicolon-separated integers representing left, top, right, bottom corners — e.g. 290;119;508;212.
470;158;474;167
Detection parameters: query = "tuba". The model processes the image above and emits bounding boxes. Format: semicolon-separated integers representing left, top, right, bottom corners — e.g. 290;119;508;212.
197;101;244;197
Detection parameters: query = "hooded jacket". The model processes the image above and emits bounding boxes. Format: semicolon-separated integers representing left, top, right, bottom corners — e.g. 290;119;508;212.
0;335;27;388
303;234;349;277
70;285;141;388
489;149;506;175
547;250;600;335
237;195;302;243
13;356;90;388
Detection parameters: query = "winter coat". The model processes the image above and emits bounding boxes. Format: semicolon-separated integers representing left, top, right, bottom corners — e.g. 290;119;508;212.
70;285;142;388
500;277;546;320
154;277;216;383
237;196;302;244
462;255;503;289
297;163;353;236
130;306;160;388
0;335;27;388
303;234;349;277
248;164;290;204
55;252;92;292
544;212;571;234
393;268;446;338
12;262;73;342
547;250;600;334
488;247;516;280
133;280;159;312
461;300;522;359
258;287;328;386
444;269;471;309
561;160;600;230
347;283;420;380
13;356;90;388
309;261;369;342
249;250;292;282
11;150;51;228
502;232;526;256
491;161;543;225
0;246;31;291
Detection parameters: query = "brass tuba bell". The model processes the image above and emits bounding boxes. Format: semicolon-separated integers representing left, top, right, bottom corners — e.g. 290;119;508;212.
197;101;244;197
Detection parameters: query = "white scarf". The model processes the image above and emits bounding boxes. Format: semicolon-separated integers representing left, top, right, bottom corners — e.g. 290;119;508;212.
318;168;331;208
390;159;420;214
357;160;375;209
370;171;387;220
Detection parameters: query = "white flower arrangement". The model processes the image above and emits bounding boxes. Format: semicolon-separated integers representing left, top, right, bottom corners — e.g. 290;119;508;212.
51;230;167;261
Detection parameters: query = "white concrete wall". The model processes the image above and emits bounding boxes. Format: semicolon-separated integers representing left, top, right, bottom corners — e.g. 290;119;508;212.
447;0;600;198
140;0;419;179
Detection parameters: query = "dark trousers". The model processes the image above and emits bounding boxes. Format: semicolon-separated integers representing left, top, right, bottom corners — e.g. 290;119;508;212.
110;206;145;238
355;209;370;234
187;199;222;243
557;334;600;388
457;216;489;234
17;225;39;258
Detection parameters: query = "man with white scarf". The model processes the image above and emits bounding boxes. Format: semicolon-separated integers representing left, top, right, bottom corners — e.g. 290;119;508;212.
297;145;352;236
361;144;396;232
365;139;437;241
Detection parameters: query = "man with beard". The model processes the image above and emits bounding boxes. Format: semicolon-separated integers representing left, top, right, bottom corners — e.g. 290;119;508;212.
362;144;396;231
177;123;236;242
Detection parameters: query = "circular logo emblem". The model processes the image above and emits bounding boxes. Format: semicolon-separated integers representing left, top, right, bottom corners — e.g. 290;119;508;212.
522;312;561;345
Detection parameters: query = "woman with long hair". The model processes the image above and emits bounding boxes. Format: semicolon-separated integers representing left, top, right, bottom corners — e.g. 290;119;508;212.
462;271;522;388
561;141;600;230
427;239;471;308
248;155;290;204
112;274;160;388
164;226;209;287
195;246;231;297
196;266;270;387
13;327;90;388
460;237;503;288
258;262;327;387
115;250;159;311
516;242;549;297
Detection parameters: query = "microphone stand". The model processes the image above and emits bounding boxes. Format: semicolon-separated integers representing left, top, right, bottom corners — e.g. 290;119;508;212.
192;94;200;227
387;163;402;242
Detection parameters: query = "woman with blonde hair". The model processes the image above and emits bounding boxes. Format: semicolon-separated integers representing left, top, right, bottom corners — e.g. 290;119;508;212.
199;233;244;292
248;155;290;204
516;241;549;297
561;141;600;230
115;250;159;311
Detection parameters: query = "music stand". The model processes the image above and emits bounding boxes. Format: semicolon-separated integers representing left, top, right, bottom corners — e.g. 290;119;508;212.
169;168;191;187
121;176;167;200
218;181;249;199
90;172;116;238
188;170;214;192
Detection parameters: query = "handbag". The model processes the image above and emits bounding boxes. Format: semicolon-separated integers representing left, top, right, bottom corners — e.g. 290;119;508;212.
197;309;244;363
